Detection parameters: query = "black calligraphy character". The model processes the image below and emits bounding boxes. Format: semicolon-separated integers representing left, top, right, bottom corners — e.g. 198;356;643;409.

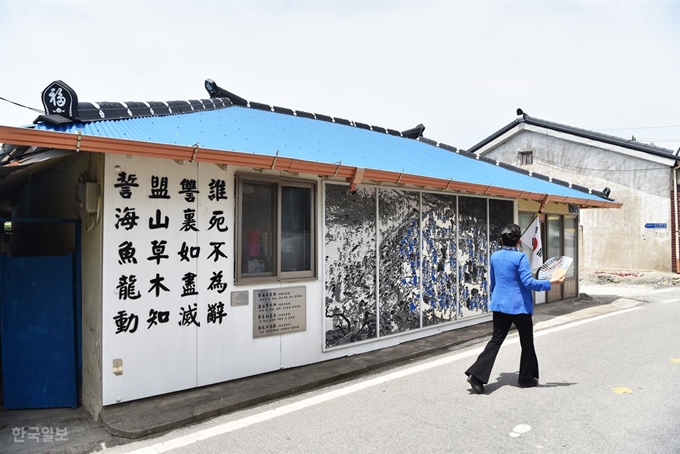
148;273;170;297
116;275;141;300
118;241;137;265
147;309;170;329
181;272;199;297
207;270;227;293
207;302;227;324
207;242;227;262
207;210;228;232
113;310;138;334
113;172;139;199
178;242;201;262
180;209;199;232
208;179;227;201
115;207;139;230
147;240;169;264
178;303;201;327
149;209;169;229
149;176;170;199
179;178;199;202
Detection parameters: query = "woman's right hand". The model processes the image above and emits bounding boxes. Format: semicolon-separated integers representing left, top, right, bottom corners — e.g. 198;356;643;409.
550;273;566;285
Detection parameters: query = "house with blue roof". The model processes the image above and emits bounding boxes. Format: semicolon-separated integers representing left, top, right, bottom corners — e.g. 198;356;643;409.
0;80;619;419
468;109;680;274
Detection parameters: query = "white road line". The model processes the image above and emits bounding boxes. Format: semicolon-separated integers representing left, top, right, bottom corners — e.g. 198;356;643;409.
125;306;643;454
533;307;642;338
660;298;680;304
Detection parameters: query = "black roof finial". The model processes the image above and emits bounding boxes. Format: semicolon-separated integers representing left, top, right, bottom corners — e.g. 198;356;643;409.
204;79;248;107
401;123;426;139
42;80;79;120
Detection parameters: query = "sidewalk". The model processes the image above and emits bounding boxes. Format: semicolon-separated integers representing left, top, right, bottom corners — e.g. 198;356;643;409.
1;280;671;454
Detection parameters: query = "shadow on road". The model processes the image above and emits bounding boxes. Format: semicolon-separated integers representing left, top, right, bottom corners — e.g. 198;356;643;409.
479;372;577;395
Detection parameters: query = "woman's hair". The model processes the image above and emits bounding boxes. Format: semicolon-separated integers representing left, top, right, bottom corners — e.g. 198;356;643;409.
500;223;522;246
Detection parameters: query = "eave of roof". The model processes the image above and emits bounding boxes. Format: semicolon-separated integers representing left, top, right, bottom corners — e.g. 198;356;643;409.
467;112;678;160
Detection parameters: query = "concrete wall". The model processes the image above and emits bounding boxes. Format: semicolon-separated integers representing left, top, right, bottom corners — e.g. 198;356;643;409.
10;151;103;420
482;130;672;271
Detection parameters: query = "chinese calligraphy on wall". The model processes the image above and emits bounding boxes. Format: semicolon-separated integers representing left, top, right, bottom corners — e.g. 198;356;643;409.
102;155;239;404
111;170;230;333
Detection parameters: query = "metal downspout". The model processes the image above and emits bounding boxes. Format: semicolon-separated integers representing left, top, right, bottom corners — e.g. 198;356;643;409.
674;163;680;273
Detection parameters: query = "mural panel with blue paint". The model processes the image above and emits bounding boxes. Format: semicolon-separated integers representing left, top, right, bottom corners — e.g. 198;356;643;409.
324;184;377;348
421;192;458;326
324;184;516;347
378;188;421;334
458;196;488;317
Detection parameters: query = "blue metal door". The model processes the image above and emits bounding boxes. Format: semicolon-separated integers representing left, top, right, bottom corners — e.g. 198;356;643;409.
0;254;78;409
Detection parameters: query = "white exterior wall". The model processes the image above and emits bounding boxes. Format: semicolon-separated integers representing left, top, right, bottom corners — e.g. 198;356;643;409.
103;155;498;405
102;154;526;404
481;130;672;271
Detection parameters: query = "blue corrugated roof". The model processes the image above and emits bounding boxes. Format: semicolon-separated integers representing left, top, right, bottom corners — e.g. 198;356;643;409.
35;105;611;203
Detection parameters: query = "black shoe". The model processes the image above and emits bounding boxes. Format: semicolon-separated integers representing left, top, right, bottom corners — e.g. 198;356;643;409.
519;378;539;388
467;375;485;394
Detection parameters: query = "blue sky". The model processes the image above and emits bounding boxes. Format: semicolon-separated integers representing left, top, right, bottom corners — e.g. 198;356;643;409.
1;0;678;152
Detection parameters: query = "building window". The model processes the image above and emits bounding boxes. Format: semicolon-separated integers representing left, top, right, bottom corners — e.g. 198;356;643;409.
519;151;533;165
237;175;315;282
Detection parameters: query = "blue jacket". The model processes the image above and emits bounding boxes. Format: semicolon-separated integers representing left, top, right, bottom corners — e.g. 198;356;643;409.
489;248;551;315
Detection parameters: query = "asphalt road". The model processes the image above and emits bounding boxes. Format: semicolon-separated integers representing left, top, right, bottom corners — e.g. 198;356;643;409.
103;289;680;454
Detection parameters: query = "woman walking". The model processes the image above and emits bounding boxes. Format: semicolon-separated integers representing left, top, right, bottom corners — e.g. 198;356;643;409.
465;223;564;393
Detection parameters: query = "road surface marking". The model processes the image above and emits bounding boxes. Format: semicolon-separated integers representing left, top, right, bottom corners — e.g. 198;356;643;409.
510;424;532;437
661;298;680;304
612;387;633;394
126;306;643;454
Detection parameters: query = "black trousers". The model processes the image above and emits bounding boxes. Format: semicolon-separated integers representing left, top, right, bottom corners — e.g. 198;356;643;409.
465;311;538;385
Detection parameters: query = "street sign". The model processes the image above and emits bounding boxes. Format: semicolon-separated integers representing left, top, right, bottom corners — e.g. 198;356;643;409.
644;223;667;229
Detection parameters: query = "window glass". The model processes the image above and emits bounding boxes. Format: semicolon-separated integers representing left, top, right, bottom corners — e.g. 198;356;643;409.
241;181;277;276
281;186;312;272
237;176;316;282
518;212;534;233
547;215;562;260
564;216;577;278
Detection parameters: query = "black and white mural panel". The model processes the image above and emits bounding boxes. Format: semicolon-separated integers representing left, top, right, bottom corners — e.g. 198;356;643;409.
421;193;458;327
489;199;515;255
324;183;517;348
324;184;377;348
378;189;421;335
457;196;489;317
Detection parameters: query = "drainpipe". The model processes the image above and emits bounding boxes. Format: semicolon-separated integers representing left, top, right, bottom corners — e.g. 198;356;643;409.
674;163;680;273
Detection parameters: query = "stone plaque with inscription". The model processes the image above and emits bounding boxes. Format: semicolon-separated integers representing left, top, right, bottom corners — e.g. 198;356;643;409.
231;290;249;306
253;286;306;338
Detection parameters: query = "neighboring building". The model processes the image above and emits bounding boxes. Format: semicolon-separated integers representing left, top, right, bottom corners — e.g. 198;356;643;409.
467;109;680;273
0;81;618;420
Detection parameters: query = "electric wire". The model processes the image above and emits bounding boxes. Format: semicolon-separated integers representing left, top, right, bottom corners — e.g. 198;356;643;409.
0;96;43;113
579;100;679;122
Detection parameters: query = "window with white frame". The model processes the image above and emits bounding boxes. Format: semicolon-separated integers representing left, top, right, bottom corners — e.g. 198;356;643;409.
236;175;315;282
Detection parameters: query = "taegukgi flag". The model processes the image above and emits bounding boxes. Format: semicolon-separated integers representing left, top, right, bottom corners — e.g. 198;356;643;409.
520;217;543;274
